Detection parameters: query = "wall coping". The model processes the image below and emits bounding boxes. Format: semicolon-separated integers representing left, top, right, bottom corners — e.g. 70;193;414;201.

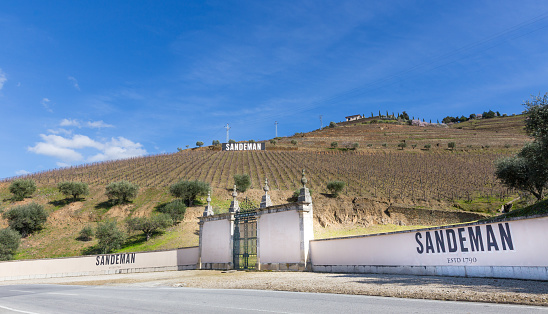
199;201;311;222
0;246;199;264
311;213;548;242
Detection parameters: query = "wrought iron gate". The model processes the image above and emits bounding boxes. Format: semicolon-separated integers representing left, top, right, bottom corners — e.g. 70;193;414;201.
233;198;258;270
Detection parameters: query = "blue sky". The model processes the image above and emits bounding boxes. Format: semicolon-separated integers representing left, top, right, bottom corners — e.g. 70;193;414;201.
1;1;548;179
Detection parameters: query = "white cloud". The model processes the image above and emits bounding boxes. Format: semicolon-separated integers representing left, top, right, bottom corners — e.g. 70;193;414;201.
68;76;80;91
59;119;114;129
86;120;113;128
88;137;147;162
15;170;30;175
60;118;80;127
41;98;53;112
28;133;147;164
0;69;6;90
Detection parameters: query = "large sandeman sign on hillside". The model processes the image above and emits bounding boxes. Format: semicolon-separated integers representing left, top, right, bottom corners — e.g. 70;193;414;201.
223;142;265;151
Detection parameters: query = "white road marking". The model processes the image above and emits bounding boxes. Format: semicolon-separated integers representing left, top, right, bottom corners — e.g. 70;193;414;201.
46;292;78;296
0;304;40;314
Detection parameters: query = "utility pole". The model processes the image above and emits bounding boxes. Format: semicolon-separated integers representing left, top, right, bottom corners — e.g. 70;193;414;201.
275;121;278;138
225;123;230;143
319;115;323;129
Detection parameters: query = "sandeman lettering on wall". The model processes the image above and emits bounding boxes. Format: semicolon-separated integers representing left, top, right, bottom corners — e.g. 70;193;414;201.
222;142;265;151
415;222;514;254
95;253;136;266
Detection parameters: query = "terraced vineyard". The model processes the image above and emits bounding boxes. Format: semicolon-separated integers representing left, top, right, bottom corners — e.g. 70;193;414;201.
10;149;514;203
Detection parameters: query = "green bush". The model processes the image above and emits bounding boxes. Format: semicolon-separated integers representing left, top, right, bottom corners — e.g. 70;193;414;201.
105;180;139;204
169;180;210;206
58;181;89;200
126;214;172;241
291;140;297;145
158;199;187;223
0;228;21;261
196;141;204;147
9;179;37;201
424;144;432;150
78;225;94;241
331;142;338;148
448;142;456;150
233;174;251;192
329;121;337;128
2;203;48;237
326;181;345;197
269;139;277;145
398;142;407;150
96;220;126;254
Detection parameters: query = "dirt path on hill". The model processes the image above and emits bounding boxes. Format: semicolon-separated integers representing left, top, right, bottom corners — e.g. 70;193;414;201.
1;270;547;306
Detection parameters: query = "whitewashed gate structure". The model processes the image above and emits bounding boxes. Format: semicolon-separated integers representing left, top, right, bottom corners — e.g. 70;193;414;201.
198;171;314;271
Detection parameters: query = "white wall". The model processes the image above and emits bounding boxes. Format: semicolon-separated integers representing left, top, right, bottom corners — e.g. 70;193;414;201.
200;219;232;263
0;247;199;281
310;216;548;279
258;210;301;263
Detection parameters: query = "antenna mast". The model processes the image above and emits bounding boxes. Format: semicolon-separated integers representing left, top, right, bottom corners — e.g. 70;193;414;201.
275;121;278;138
225;123;231;143
319;115;323;129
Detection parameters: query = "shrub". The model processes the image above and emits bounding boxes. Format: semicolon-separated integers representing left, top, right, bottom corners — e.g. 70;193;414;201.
448;142;456;150
269;139;277;145
367;143;372;147
169;180;210;206
329;121;337;128
9;179;37;201
331;142;338;148
212;140;220;146
2;203;48;237
352;143;359;149
126;214;172;241
78;225;94;241
105;180;139;204
228;139;236;144
382;143;387;147
424;144;431;150
158;199;187;223
196;141;204;148
291;140;297;145
326;181;345;197
57;181;89;200
233;174;251;192
95;220;126;254
398;142;407;150
0;228;21;261
249;139;255;143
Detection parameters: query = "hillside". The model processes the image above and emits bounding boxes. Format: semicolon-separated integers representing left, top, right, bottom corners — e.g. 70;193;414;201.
0;115;534;260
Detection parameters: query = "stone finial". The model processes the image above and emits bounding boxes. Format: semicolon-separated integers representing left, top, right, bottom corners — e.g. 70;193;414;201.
298;169;312;204
301;169;308;188
229;185;240;213
263;178;270;193
260;178;272;208
203;190;214;217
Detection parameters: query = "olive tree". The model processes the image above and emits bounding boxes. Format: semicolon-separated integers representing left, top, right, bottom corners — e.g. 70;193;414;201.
105;180;139;204
495;93;548;201
169;180;210;206
326;181;345;197
2;203;48;237
126;214;172;241
0;228;21;261
57;181;89;200
96;220;126;254
233;174;251;192
157;199;187;223
9;179;37;201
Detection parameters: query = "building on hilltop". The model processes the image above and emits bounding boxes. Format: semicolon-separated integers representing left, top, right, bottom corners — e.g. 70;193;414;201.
345;114;362;122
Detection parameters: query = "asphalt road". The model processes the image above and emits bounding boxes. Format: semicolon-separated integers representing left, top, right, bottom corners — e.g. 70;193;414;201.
0;285;546;314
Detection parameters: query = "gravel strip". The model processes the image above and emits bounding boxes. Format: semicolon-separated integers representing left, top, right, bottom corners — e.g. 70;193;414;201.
2;270;547;306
